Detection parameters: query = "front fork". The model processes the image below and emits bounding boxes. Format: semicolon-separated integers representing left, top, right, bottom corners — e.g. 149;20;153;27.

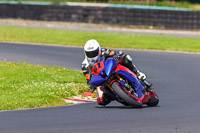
114;74;152;104
104;74;132;101
108;74;138;96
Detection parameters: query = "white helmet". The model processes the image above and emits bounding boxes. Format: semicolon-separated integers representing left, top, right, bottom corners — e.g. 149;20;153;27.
84;39;101;65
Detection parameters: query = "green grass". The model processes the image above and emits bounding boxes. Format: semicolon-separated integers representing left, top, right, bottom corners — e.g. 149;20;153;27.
0;26;200;52
0;61;89;110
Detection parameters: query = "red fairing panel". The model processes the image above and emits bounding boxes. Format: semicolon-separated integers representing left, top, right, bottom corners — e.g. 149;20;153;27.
115;64;137;78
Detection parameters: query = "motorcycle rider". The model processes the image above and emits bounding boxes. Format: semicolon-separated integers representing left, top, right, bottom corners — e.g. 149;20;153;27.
81;39;151;106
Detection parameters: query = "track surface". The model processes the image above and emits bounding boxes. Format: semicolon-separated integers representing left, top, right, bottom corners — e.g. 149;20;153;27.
0;42;200;133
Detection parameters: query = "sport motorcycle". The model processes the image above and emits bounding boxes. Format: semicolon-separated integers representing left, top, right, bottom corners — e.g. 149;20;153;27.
91;58;159;108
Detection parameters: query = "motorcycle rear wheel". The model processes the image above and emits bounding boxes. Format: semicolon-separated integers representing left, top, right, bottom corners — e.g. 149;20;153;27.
146;92;159;107
111;82;143;108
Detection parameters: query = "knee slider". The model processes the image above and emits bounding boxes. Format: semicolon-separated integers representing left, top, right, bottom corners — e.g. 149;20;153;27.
122;55;132;65
125;55;133;62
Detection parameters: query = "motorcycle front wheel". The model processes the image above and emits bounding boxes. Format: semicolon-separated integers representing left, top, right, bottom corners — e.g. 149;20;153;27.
111;81;143;108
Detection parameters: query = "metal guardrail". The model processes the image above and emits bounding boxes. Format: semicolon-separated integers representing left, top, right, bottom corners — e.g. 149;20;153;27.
0;2;199;29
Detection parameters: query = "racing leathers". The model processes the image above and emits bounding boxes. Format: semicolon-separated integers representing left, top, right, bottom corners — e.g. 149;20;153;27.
81;48;147;106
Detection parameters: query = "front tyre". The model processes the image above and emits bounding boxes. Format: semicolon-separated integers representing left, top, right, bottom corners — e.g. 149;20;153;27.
111;82;143;108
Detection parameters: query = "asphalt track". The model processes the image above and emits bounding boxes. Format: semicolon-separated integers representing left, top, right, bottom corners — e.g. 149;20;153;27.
0;42;200;133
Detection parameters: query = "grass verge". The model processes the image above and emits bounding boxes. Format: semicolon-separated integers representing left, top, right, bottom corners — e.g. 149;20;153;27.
0;26;200;52
0;61;89;110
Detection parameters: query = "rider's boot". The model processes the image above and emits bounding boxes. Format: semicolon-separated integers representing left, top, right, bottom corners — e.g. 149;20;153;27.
97;87;111;106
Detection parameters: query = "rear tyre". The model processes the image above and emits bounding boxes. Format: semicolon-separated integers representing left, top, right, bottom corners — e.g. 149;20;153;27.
146;92;159;107
111;82;143;108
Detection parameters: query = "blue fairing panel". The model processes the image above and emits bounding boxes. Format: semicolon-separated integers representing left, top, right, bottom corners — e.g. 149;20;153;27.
91;75;105;87
116;70;145;98
104;59;116;76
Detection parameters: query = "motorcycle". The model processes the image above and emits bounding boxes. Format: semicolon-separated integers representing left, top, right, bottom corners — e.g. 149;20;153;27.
91;58;159;108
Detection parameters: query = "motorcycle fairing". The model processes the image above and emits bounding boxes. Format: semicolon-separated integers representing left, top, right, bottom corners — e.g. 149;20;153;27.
91;59;116;87
91;58;145;99
92;61;105;76
104;59;117;76
115;64;137;78
116;70;145;99
91;74;105;87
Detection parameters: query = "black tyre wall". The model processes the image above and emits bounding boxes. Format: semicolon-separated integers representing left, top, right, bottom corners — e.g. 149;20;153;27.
111;82;143;108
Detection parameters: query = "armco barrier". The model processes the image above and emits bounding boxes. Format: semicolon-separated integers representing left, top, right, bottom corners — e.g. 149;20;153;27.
0;4;200;29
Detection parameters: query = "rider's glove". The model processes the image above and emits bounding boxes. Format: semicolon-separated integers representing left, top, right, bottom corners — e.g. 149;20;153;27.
113;55;119;62
137;71;146;80
116;50;124;57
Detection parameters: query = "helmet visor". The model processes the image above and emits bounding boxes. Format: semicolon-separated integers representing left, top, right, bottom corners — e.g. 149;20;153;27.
85;48;100;58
